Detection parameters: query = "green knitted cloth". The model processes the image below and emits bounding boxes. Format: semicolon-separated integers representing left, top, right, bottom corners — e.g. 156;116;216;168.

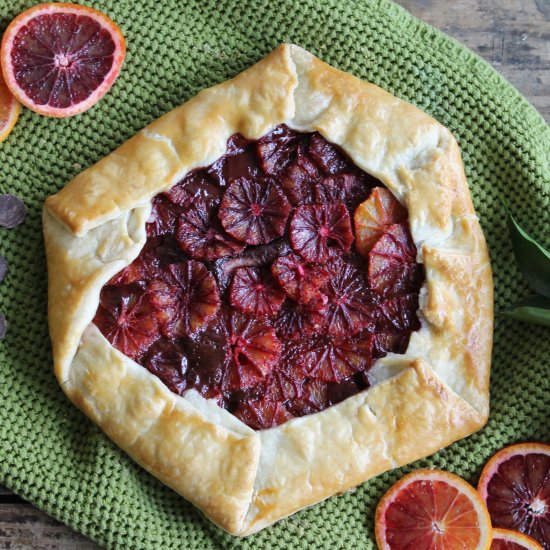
0;0;549;548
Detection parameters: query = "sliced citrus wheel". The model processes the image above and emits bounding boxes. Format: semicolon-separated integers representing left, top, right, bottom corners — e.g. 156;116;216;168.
290;203;353;262
368;222;421;296
149;261;221;338
375;469;492;550
491;528;543;550
233;396;293;431
354;187;407;256
93;284;159;361
0;69;20;142
478;442;550;549
229;267;285;318
1;3;125;117
219;177;291;245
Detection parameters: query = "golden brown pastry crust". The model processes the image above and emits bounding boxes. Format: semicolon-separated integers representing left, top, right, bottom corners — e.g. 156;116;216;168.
43;44;493;535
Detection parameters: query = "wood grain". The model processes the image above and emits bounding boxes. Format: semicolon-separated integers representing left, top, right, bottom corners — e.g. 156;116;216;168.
0;488;101;549
1;2;548;549
0;500;100;550
398;0;550;122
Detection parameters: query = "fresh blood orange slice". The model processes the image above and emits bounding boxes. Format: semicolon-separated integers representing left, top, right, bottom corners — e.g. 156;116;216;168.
478;442;550;549
1;3;125;117
491;528;543;550
0;70;20;142
375;469;492;550
354;187;407;256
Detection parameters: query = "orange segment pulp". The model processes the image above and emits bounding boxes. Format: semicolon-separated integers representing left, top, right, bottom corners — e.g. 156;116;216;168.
478;442;550;550
375;469;492;550
0;70;20;142
1;3;125;117
354;187;407;256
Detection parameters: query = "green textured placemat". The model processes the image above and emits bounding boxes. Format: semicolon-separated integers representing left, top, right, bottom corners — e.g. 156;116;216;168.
0;0;549;548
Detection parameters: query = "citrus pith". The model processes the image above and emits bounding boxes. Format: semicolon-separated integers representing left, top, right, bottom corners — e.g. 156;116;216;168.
491;527;543;550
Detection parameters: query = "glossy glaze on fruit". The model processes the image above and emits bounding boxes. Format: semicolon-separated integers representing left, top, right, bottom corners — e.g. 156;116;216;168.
93;125;425;430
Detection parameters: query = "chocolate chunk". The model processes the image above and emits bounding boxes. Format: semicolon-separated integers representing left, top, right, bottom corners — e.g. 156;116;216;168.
211;238;292;290
0;256;7;284
0;313;6;340
0;194;27;228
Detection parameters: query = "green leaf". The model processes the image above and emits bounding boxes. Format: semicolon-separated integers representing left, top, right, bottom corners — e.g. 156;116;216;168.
507;212;550;298
500;295;550;328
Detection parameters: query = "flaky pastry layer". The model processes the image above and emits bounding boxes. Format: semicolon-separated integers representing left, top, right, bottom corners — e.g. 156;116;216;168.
43;44;493;535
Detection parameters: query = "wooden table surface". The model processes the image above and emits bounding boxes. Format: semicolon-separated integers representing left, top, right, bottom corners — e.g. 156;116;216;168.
1;1;549;549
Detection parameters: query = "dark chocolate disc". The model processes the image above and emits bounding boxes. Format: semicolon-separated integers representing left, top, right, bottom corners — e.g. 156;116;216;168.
0;256;7;284
0;194;27;228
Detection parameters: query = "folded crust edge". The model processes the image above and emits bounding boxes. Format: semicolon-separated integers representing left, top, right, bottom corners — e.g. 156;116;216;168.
43;43;493;536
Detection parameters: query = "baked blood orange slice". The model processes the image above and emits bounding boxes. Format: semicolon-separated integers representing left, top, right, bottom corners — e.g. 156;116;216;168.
491;528;543;550
146;195;180;237
219;177;291;245
286;378;329;417
273;299;327;340
280;145;322;205
233;396;293;431
375;469;492;550
292;334;373;383
229;267;285;318
148;261;221;338
290;203;353;262
355;187;407;256
93;284;160;361
221;310;282;391
324;257;373;336
0;70;20;142
1;3;125;117
478;442;550;549
368;222;421;296
256;124;303;176
271;253;329;306
176;200;245;260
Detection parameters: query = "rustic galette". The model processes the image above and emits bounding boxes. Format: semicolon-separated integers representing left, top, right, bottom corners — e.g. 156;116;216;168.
43;44;493;536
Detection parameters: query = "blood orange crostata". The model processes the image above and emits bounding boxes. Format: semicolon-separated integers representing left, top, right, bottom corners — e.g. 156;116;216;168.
92;125;424;428
43;44;493;535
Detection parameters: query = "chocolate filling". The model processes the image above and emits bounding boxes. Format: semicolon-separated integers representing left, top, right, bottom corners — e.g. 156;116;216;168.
93;125;424;430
